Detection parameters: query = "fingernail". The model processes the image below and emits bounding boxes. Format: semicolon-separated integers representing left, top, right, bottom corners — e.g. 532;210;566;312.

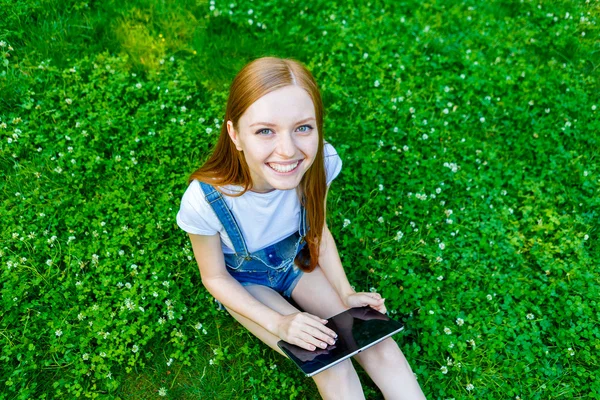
321;342;327;348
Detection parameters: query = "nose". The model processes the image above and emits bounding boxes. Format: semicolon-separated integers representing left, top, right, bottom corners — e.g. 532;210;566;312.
276;132;296;158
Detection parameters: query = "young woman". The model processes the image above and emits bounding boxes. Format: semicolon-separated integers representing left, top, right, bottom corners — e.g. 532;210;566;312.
177;57;425;399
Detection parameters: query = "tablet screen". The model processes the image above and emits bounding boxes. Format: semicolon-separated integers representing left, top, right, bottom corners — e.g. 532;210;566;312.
277;306;404;377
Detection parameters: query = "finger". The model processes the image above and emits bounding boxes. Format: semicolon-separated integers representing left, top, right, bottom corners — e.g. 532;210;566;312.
301;325;337;346
302;313;338;339
297;331;329;351
304;312;328;325
359;294;383;306
369;303;387;314
366;292;382;300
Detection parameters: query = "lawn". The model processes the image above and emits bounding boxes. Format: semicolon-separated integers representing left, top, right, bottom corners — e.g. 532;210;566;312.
1;0;599;398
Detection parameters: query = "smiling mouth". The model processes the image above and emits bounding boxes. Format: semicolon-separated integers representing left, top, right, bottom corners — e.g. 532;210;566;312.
267;160;302;173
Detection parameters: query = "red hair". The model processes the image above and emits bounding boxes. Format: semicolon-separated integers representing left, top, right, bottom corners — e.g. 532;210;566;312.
189;57;326;272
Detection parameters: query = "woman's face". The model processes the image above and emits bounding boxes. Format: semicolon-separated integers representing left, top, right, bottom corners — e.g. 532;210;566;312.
227;85;319;193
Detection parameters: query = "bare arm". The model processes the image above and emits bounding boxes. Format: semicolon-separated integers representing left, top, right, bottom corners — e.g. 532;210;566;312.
188;233;283;334
317;189;387;313
188;232;337;349
317;223;356;302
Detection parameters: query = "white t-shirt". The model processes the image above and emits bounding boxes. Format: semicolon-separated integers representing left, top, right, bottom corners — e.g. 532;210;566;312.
176;143;342;254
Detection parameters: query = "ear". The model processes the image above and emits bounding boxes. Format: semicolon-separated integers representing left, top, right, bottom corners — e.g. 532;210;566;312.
226;120;242;151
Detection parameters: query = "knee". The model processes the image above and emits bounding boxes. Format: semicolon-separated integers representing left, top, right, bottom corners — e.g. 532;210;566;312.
313;359;358;394
361;338;405;366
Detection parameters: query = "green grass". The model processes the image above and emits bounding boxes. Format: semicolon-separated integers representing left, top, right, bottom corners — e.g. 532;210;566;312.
1;0;599;398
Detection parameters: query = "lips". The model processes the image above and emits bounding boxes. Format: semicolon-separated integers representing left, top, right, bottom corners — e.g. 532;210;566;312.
267;160;302;173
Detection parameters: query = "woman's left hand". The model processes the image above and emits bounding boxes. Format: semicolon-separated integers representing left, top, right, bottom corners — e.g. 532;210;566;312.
344;292;387;314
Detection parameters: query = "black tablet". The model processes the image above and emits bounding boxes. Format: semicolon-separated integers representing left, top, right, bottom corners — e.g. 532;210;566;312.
277;306;404;377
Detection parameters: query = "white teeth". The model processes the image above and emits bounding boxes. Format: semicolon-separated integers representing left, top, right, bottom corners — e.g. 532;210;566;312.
268;161;299;173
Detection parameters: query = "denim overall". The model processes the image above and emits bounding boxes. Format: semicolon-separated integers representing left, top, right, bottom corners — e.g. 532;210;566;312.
199;182;308;300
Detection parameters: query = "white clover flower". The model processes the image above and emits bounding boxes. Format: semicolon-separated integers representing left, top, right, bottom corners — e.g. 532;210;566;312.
158;387;167;396
100;352;106;357
195;322;203;330
395;231;404;241
568;347;575;356
592;105;597;111
583;234;589;241
377;216;384;223
440;366;448;374
46;259;53;266
467;339;476;348
448;342;454;348
466;383;474;391
65;98;73;105
167;358;173;366
456;318;464;326
379;184;384;191
480;117;485;123
82;353;89;360
158;317;165;325
422;134;428;140
409;107;415;114
343;219;351;228
55;329;63;337
487;294;493;300
132;345;139;353
526;313;535;320
153;291;159;297
444;327;452;335
439;243;445;250
135;83;142;89
437;275;443;281
374;80;380;87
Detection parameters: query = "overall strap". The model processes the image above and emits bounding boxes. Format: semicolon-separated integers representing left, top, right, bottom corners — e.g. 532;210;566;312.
198;182;250;257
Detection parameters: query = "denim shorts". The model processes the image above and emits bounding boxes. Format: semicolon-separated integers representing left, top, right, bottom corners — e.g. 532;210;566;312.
224;231;306;299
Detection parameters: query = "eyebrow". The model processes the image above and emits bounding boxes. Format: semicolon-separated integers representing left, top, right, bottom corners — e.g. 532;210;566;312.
249;117;316;128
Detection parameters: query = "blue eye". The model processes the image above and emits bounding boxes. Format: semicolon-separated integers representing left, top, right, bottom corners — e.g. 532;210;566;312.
297;124;313;132
256;128;272;135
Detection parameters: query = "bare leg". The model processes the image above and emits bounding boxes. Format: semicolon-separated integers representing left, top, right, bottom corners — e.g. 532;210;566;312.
291;266;426;399
224;284;366;399
353;339;426;400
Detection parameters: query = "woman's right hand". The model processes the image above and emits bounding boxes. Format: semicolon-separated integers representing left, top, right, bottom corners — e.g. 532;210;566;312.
276;312;338;351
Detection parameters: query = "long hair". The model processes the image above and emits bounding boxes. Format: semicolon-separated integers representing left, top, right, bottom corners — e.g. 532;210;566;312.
189;57;326;272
